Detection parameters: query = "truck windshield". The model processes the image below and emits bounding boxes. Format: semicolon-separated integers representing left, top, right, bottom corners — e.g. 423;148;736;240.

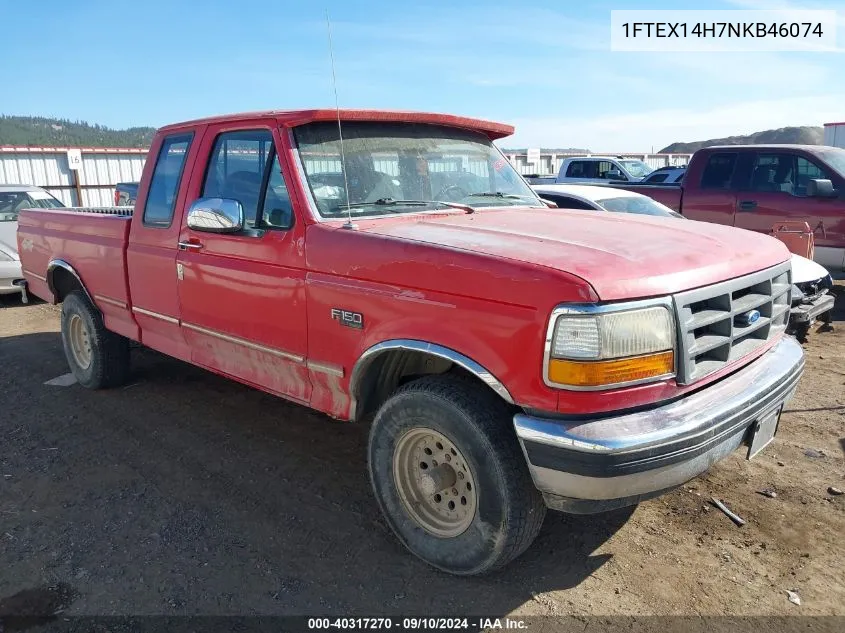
816;148;845;179
619;160;653;178
293;122;544;217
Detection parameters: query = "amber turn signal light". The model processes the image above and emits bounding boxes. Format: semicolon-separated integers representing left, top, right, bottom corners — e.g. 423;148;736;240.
548;351;674;388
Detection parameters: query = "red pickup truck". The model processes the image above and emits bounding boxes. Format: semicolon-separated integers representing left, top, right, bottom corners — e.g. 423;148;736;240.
17;110;804;575
616;145;845;270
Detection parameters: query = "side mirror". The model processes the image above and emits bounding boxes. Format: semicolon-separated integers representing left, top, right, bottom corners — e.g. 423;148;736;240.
807;179;836;198
186;198;244;233
540;197;558;208
605;169;624;180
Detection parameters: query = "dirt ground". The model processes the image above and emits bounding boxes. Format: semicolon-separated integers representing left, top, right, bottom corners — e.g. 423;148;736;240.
0;291;843;623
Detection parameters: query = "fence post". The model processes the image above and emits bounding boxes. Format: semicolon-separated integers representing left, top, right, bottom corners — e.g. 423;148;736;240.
71;168;83;206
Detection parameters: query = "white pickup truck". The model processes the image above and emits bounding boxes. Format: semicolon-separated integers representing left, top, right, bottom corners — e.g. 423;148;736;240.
525;156;654;185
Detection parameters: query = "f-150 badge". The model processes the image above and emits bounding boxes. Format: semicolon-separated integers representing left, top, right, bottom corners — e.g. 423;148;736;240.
332;308;363;329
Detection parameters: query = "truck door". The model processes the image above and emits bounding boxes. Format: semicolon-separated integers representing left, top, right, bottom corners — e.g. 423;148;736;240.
175;123;311;403
126;131;198;361
733;151;844;269
680;151;738;226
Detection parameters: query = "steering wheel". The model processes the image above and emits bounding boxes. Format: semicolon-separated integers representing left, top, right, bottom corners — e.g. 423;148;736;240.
435;185;470;201
308;174;349;214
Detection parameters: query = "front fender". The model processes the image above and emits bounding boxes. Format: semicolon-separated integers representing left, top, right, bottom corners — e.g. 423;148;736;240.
348;339;514;420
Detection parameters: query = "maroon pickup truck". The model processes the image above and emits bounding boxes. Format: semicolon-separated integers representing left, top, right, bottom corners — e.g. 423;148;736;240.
617;145;845;271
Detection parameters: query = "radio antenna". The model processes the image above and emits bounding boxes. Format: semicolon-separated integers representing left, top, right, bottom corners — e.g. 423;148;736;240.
325;9;355;229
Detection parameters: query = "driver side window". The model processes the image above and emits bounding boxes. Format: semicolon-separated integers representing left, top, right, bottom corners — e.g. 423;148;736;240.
794;156;832;197
202;130;293;231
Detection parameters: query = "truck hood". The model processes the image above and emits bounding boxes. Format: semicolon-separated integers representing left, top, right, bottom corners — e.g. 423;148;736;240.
0;221;19;259
360;208;790;300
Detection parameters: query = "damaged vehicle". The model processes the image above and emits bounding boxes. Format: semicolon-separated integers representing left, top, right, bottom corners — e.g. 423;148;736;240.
18;110;805;575
789;254;834;338
533;183;835;337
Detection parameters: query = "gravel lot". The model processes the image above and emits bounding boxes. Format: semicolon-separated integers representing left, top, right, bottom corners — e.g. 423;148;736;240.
1;293;843;622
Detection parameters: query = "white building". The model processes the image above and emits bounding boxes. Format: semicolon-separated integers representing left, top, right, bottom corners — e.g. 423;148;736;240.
823;122;845;149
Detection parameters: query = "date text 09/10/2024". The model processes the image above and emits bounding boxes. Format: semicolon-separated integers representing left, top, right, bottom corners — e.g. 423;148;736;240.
307;618;528;630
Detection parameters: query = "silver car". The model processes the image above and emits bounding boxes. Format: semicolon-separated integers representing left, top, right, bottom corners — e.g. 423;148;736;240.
0;185;65;301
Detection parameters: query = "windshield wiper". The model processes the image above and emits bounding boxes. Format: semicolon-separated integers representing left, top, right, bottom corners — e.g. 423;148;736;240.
331;198;477;214
467;192;531;200
347;198;430;208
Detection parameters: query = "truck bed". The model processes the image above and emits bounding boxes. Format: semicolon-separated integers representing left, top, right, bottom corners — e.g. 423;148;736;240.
17;207;135;337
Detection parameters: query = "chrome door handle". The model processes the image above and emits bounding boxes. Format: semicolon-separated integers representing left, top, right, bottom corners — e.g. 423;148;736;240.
178;241;203;251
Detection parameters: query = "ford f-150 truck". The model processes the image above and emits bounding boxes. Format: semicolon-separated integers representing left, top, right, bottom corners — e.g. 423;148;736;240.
615;145;845;271
17;110;804;575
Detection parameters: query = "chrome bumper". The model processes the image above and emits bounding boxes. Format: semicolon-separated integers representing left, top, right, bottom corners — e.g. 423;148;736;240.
514;335;804;514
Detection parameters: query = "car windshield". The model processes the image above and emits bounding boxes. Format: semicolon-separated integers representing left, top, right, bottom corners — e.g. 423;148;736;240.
0;190;63;221
293;122;544;217
816;148;845;179
619;160;653;178
596;196;682;218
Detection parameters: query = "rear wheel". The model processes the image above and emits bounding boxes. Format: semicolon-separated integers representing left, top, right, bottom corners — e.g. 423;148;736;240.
61;291;130;389
368;374;546;575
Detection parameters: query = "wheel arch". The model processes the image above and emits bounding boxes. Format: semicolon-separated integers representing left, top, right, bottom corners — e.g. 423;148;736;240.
47;259;95;306
349;339;514;421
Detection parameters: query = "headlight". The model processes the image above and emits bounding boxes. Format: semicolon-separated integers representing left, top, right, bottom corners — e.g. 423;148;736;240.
545;303;675;389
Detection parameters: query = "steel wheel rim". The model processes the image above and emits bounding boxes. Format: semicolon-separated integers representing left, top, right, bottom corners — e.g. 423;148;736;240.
68;313;92;370
393;428;477;538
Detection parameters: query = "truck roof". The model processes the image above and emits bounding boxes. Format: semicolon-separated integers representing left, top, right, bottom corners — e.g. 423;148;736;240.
698;144;827;152
561;156;626;161
158;109;514;140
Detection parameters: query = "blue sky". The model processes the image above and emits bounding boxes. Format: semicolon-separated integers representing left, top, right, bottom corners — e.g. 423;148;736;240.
2;0;843;150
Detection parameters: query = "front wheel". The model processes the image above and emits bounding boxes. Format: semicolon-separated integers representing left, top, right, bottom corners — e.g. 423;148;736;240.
61;291;130;389
368;375;546;575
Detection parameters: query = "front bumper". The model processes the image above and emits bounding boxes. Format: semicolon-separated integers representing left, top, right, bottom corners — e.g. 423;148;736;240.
790;292;834;325
514;335;804;514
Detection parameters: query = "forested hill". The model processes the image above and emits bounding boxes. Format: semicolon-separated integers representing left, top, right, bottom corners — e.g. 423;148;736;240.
0;115;155;148
660;126;824;153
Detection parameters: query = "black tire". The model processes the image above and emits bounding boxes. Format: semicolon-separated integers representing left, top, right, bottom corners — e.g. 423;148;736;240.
789;322;810;343
61;291;130;389
368;374;546;575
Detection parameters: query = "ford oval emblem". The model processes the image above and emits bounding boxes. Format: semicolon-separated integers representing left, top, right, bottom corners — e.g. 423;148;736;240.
736;309;761;326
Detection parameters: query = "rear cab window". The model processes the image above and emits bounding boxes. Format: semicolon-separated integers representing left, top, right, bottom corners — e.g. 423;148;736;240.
566;160;597;178
143;133;193;227
700;153;737;190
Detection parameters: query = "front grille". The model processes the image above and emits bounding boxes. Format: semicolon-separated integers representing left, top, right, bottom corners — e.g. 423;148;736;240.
674;261;791;384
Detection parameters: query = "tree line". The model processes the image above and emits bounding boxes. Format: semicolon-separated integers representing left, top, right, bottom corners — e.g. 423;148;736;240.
0;115;155;148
